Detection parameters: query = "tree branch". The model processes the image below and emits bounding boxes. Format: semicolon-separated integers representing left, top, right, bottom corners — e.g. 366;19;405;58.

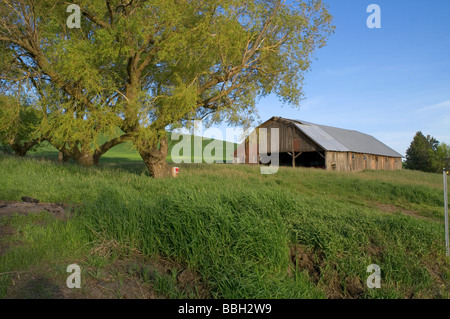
63;1;111;29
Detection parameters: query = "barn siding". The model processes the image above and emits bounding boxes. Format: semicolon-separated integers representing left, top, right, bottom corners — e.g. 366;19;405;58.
325;151;402;171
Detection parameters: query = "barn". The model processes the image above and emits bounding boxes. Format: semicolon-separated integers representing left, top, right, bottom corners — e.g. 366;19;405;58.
235;116;403;171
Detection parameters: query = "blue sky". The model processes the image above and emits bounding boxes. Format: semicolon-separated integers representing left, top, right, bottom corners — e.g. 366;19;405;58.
253;0;450;157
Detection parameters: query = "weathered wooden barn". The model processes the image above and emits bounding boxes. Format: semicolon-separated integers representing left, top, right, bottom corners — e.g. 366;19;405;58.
235;117;403;171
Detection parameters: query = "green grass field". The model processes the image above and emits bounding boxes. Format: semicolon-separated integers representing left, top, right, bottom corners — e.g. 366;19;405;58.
0;151;449;299
28;132;238;164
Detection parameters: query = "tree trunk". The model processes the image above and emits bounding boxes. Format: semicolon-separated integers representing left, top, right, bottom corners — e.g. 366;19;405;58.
74;152;96;166
13;147;28;157
54;143;96;167
9;138;41;157
93;153;101;166
91;134;130;166
58;150;70;163
138;136;171;178
51;135;128;167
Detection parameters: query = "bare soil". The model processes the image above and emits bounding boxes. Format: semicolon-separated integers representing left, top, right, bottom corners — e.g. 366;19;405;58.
0;199;70;257
0;225;16;257
289;244;365;299
3;255;212;299
0;200;69;220
289;244;321;283
375;203;430;220
0;200;211;299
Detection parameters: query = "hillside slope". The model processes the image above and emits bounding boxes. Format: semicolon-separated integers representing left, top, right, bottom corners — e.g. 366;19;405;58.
0;155;449;299
27;132;238;164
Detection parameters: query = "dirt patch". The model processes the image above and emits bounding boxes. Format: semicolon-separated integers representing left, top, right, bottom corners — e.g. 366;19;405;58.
87;239;210;297
289;245;366;299
124;255;211;299
343;277;364;299
365;237;385;262
2;255;212;299
289;244;322;283
0;200;212;299
0;200;70;220
0;225;15;238
375;203;430;220
0;225;16;257
0;198;76;259
422;252;450;298
319;271;344;298
5;274;67;299
3;263;155;299
0;199;70;257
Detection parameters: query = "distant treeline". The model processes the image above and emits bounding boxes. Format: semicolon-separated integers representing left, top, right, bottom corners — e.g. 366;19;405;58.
404;131;449;174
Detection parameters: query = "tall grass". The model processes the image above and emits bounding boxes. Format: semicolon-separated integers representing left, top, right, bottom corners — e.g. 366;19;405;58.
0;154;449;298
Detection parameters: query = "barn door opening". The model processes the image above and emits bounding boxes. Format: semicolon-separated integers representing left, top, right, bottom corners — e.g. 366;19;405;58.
278;151;326;168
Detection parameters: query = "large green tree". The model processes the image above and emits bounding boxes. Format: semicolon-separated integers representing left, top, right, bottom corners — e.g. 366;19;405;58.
0;93;43;156
432;142;450;173
405;131;440;173
0;0;334;177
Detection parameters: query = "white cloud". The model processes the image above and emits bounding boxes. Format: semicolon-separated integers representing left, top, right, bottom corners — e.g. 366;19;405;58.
416;100;450;114
299;96;324;111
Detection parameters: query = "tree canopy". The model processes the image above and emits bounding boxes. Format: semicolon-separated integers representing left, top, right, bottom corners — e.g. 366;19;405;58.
0;92;43;156
0;0;334;177
405;131;449;173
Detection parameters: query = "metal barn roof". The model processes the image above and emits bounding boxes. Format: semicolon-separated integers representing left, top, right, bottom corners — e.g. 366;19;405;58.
275;117;403;158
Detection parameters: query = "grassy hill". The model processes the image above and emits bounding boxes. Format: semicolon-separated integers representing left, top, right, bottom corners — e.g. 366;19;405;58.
28;132;238;164
0;154;449;299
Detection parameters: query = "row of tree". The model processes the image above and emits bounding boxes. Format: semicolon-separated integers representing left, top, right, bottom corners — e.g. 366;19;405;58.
0;0;334;177
404;131;450;174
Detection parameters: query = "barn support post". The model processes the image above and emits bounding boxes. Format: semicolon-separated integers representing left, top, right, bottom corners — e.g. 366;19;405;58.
288;150;302;168
292;150;295;167
290;130;303;168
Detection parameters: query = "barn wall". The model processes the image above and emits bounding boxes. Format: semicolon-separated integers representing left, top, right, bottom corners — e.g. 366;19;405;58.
325;151;350;171
325;151;402;171
258;119;322;153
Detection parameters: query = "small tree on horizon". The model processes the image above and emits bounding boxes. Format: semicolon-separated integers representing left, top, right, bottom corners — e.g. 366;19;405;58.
405;131;442;173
